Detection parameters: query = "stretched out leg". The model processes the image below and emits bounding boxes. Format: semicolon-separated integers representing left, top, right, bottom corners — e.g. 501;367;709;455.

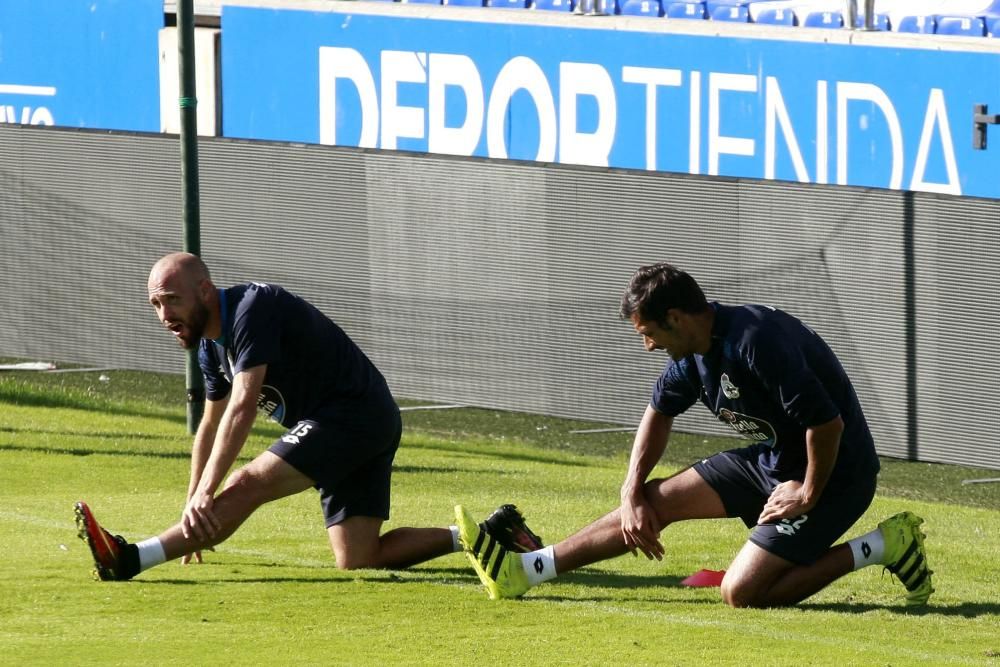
158;451;316;560
554;466;728;573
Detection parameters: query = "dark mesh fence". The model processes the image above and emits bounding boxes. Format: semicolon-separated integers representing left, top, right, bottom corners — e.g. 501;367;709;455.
1;124;996;469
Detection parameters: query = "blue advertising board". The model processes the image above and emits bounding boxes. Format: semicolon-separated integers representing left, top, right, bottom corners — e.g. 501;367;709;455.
0;0;162;132
222;6;1000;200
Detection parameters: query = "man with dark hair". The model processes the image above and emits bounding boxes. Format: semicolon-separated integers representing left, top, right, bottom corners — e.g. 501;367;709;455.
75;252;541;581
457;262;932;607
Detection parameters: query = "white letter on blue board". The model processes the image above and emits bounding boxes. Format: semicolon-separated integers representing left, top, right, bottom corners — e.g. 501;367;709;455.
319;46;379;148
486;56;556;162
836;82;903;189
764;76;809;183
381;50;427;150
621;66;682;171
911;88;961;195
559;62;616;167
708;73;757;175
428;53;484;156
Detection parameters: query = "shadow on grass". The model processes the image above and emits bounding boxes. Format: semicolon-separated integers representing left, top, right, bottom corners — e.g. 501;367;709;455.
0;442;495;478
1;425;177;442
799;600;1000;618
554;569;689;590
0;387;186;426
403;439;590;468
0;442;190;460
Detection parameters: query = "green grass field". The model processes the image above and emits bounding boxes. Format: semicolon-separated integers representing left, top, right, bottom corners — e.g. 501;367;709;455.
1;368;998;665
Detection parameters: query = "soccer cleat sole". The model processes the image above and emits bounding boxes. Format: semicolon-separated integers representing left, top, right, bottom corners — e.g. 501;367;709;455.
484;504;543;553
74;502;120;582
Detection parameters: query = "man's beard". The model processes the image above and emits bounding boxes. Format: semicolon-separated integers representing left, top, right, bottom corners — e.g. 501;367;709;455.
176;302;209;349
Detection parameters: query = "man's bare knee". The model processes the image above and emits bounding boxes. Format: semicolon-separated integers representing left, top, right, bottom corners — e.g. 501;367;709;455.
721;580;764;608
721;580;789;608
220;467;268;508
332;550;378;570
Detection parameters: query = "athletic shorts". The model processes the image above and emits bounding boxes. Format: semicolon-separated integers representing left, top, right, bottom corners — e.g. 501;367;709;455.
268;397;402;528
692;445;877;565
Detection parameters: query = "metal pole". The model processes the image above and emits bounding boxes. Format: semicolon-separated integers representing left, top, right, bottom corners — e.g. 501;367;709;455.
178;0;204;434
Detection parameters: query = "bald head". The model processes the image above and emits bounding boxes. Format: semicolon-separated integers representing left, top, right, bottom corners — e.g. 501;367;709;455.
148;252;211;291
148;253;219;349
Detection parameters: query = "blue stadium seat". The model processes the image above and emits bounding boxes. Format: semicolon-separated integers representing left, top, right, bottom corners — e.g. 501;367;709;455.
896;15;936;33
490;0;528;7
533;0;574;10
665;1;707;18
712;4;749;21
443;0;484;6
936;15;987;36
988;16;1000;36
755;7;796;25
803;10;843;28
401;0;441;4
853;12;890;30
598;0;621;14
706;0;758;12
621;0;663;16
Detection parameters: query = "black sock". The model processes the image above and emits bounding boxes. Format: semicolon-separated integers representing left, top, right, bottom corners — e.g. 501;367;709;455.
121;544;140;580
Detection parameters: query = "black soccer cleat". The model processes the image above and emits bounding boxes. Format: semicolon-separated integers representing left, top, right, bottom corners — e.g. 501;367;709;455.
482;504;544;553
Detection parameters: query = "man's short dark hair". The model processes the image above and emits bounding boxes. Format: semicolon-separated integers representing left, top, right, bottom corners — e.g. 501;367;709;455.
619;263;708;325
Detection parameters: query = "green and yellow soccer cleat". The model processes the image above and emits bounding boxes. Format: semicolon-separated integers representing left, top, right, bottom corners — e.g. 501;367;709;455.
879;511;934;606
455;505;530;600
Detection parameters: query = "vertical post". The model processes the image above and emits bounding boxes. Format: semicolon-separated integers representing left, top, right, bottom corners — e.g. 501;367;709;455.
178;0;204;434
903;191;917;462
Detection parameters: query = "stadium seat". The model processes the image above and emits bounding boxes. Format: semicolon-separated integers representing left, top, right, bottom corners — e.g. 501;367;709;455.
621;0;664;16
533;0;574;10
755;7;796;25
401;0;441;4
443;0;485;6
803;10;842;27
853;12;890;30
936;15;987;36
665;1;707;18
987;16;1000;35
896;14;936;33
598;0;621;13
712;4;750;21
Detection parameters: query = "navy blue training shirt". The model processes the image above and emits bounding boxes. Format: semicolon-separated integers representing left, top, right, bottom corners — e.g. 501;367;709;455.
651;303;879;484
198;283;390;428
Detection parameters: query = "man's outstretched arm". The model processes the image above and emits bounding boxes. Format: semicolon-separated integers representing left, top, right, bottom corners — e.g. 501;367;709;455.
182;364;266;541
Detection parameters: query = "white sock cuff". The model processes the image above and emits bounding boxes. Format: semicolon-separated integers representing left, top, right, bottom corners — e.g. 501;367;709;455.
449;525;462;552
847;529;885;571
136;537;167;573
521;545;557;587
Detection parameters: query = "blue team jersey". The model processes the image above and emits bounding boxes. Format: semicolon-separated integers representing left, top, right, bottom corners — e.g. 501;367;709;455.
651;303;879;484
198;283;391;428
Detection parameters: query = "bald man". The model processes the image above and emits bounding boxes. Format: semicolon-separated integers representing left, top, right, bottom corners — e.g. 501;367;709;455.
75;253;542;581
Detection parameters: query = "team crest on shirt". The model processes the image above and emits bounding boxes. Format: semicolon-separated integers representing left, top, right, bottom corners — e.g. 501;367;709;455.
257;385;286;424
720;373;740;399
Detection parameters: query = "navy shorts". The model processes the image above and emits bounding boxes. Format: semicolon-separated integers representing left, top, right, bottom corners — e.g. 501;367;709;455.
692;445;877;565
268;397;402;528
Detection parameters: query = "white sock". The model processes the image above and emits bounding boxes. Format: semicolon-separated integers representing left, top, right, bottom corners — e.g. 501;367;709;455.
847;529;885;571
521;546;557;586
136;537;167;573
449;526;462;553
